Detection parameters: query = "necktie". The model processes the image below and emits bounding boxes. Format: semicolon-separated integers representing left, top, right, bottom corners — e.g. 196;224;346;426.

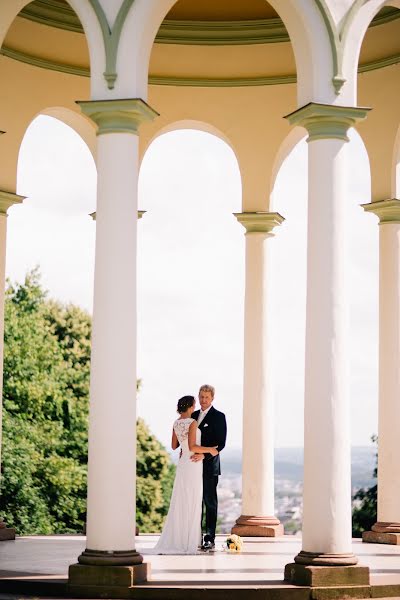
197;411;206;426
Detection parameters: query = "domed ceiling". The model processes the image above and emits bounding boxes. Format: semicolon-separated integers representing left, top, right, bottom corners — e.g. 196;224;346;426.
1;0;399;88
166;0;279;21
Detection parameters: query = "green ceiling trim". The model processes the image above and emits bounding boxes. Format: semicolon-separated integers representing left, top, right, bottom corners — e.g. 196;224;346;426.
157;18;289;45
1;44;399;87
0;190;25;216
0;45;89;77
358;53;400;74
314;0;345;95
149;73;297;87
19;0;82;33
17;2;400;46
88;0;135;89
369;6;400;27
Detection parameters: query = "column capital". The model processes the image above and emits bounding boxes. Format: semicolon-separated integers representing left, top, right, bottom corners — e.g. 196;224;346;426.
284;102;370;142
234;211;284;235
362;198;400;224
76;98;159;135
0;190;25;216
90;210;146;221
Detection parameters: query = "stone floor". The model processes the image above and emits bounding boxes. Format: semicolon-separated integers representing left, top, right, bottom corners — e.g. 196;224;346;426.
0;534;399;598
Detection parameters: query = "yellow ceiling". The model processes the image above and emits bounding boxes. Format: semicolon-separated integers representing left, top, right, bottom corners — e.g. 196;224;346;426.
1;1;400;86
167;0;279;21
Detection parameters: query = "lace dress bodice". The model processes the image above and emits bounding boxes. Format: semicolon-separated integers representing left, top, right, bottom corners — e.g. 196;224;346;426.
174;417;199;458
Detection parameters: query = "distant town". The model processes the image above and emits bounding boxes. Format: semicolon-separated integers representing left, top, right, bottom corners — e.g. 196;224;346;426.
216;446;377;534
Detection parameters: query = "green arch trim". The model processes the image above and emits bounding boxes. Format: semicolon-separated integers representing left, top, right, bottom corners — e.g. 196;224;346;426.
87;0;135;89
1;44;399;87
314;0;345;94
314;1;400;96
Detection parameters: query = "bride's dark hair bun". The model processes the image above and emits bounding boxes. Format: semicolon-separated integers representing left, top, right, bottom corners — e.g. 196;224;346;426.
177;395;195;414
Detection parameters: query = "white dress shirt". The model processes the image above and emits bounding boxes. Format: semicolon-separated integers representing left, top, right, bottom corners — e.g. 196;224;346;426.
197;406;211;426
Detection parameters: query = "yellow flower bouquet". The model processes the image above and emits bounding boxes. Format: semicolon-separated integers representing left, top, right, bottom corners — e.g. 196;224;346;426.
225;533;243;553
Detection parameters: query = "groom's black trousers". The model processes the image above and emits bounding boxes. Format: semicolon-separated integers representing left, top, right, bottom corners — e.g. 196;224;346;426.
203;475;218;541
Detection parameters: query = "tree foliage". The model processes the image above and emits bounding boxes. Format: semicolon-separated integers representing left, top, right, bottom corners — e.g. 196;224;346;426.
352;435;377;538
0;269;175;534
136;418;175;532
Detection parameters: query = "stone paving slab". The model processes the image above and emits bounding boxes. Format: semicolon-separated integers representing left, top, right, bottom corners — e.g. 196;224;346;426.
0;535;399;598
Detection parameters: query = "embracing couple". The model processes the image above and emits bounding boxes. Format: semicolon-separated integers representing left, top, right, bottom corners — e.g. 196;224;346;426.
152;384;227;555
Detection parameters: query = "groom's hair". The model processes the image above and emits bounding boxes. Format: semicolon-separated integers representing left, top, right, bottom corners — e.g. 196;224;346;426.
199;384;215;398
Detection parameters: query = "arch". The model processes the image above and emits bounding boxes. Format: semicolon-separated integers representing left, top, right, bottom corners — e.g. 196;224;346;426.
141;119;238;166
270;126;307;207
117;0;336;104
341;0;400;104
140;119;243;212
0;0;104;94
40;107;97;162
12;107;97;202
16;110;97;212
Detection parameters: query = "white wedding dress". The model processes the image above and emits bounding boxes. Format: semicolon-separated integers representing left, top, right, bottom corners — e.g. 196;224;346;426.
150;417;203;555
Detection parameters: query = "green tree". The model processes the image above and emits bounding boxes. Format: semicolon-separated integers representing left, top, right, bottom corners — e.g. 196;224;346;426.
1;269;175;534
352;435;377;538
136;418;175;532
1;269;89;533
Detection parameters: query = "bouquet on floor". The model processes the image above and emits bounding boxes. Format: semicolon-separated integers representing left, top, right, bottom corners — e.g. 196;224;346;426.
225;533;243;553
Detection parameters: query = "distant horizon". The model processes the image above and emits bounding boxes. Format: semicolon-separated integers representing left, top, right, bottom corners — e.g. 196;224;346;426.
172;444;377;453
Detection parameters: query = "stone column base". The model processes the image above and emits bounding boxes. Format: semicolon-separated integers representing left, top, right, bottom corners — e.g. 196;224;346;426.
284;562;370;587
363;521;400;545
68;562;150;598
231;515;284;537
0;519;15;541
68;548;148;598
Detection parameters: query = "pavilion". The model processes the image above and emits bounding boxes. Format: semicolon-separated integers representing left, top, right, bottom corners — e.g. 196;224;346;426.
0;0;400;597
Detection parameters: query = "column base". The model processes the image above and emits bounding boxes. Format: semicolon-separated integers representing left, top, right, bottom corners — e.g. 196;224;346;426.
0;519;15;541
231;515;284;537
363;521;400;545
69;550;149;598
284;562;370;587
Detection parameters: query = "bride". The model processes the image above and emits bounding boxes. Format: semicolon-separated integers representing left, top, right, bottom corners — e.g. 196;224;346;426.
150;395;218;555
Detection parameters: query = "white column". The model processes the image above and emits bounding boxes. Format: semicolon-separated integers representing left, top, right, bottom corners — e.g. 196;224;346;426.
74;100;157;567
232;212;284;537
0;190;24;541
362;198;400;545
284;103;370;578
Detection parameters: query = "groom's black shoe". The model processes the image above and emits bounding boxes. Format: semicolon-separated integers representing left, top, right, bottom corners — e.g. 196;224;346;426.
201;536;215;551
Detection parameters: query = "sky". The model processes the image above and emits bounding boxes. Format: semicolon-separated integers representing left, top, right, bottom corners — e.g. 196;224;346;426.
8;115;379;450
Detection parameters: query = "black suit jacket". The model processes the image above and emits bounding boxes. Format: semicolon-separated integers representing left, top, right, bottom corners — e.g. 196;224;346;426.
192;406;227;477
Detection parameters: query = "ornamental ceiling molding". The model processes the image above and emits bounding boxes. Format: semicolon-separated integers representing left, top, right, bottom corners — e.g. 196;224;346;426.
314;0;345;94
314;0;398;95
18;0;136;87
87;0;135;89
1;44;399;87
18;2;400;45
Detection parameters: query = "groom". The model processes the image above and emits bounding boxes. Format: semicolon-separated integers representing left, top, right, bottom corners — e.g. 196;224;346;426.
191;384;227;551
